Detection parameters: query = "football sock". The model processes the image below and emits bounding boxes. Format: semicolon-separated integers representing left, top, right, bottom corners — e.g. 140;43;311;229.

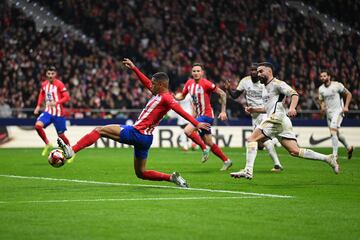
179;133;188;150
142;170;171;181
263;140;281;166
187;132;206;150
338;134;349;150
35;125;49;145
58;133;70;145
331;132;339;156
245;142;258;172
210;144;228;162
298;148;327;161
72;129;101;153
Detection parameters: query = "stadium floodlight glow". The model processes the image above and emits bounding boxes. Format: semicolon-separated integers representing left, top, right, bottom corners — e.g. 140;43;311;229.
16;2;19;6
40;7;44;11
33;3;37;7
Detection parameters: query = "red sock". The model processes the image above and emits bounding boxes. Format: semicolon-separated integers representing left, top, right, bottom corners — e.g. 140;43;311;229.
142;170;171;181
35;125;49;145
72;129;101;153
187;132;206;150
211;144;228;162
58;133;70;145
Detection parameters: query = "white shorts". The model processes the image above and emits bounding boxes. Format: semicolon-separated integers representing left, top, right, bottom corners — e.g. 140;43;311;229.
252;113;267;129
258;115;297;140
326;111;343;129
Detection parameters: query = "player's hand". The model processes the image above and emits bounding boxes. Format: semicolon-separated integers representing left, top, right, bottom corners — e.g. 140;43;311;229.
46;101;57;107
122;58;135;69
224;79;231;90
287;108;297;118
174;92;184;101
34;106;40;115
245;107;253;114
342;107;349;113
218;111;228;121
196;122;211;131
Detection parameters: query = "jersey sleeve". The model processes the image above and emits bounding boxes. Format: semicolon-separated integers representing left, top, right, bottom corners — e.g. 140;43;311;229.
278;81;298;96
182;81;189;96
132;67;152;91
58;81;67;92
205;79;217;93
236;78;246;91
36;85;45;107
336;82;345;94
165;95;199;127
318;88;324;101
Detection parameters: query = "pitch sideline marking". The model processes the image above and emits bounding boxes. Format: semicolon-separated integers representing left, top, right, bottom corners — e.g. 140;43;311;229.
0;174;294;199
0;196;260;204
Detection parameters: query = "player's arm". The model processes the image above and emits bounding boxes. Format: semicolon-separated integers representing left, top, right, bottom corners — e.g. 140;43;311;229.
174;84;188;101
57;91;70;105
214;87;228;121
342;88;352;113
318;91;326;115
224;79;243;99
122;58;153;93
34;88;45;115
169;99;210;131
280;81;299;117
245;106;266;114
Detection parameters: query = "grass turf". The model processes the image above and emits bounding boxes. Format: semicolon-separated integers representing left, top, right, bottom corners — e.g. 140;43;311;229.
0;147;359;240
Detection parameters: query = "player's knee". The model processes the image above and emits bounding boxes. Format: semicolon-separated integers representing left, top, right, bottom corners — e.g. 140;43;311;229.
135;170;145;179
289;148;300;157
184;128;193;136
34;124;43;130
94;126;103;134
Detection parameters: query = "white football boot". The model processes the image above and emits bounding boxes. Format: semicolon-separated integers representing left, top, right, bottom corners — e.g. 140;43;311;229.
230;168;253;180
326;154;340;174
220;160;233;171
57;138;75;160
171;172;189;188
201;147;210;163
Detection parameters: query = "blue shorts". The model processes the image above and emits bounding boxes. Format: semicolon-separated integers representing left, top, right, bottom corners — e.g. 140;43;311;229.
196;116;214;136
119;125;153;160
37;112;67;134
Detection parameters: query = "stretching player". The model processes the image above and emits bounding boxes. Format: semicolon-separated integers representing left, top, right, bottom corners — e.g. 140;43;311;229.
318;70;353;159
34;66;71;157
174;63;233;171
230;62;339;180
224;63;283;172
57;58;210;188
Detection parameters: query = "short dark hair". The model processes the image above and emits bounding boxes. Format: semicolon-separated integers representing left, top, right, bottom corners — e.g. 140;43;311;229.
152;72;169;82
250;63;258;70
192;63;204;69
257;62;274;71
47;65;57;71
320;69;332;77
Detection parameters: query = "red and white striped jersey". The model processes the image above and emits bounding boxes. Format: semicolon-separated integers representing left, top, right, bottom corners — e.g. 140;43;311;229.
132;67;200;135
37;79;68;117
182;78;217;118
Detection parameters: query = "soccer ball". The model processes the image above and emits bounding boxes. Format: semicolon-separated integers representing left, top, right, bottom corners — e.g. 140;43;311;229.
48;149;65;168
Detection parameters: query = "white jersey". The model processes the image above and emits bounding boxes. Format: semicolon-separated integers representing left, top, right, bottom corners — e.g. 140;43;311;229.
319;81;345;114
236;76;265;119
262;78;298;121
168;94;193;126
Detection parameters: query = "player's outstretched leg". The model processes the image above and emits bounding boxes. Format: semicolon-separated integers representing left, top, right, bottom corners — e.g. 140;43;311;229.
330;129;339;158
338;134;353;159
184;125;208;162
263;140;283;172
202;134;232;170
134;156;189;188
35;122;52;156
281;138;340;174
230;141;257;179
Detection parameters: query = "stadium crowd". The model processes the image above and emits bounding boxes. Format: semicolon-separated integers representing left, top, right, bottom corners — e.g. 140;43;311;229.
1;0;359;119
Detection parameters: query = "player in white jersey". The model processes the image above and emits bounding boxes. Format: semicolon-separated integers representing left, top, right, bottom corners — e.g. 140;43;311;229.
230;62;339;180
224;63;283;172
318;70;353;159
168;85;195;151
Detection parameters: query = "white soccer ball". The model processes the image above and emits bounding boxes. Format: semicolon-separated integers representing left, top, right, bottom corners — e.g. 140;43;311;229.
48;149;65;168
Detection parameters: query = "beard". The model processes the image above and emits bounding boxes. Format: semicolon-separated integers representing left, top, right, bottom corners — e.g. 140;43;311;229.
250;75;258;82
258;75;268;84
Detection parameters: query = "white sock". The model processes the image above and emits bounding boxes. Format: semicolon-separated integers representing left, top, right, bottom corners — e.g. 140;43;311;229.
245;142;258;172
263;140;281;166
179;133;188;150
331;133;339;156
299;148;328;161
338;134;349;150
272;138;281;147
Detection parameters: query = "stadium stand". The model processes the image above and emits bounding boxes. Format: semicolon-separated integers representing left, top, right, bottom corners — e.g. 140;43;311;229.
1;0;359;119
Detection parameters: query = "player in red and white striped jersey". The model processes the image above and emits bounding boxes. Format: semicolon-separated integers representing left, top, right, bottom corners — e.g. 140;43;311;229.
34;66;71;156
56;58;210;188
175;63;233;171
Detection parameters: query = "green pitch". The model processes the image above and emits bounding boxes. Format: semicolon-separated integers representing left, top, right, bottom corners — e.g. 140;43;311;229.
0;147;359;240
